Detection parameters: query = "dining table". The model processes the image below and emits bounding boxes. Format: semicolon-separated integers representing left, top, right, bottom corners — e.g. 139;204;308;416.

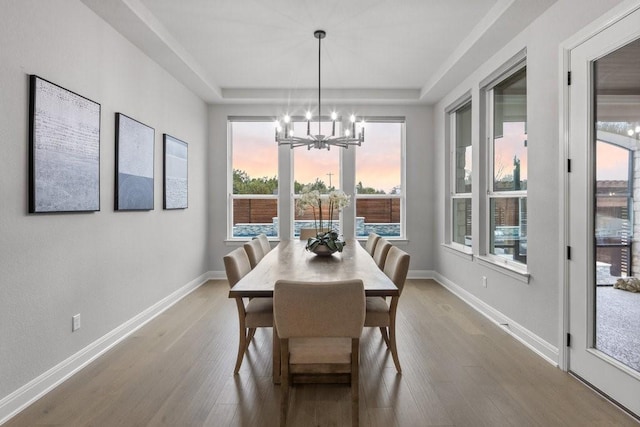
228;238;399;383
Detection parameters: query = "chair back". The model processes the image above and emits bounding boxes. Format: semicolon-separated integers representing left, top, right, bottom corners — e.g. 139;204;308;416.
383;246;410;294
254;233;271;254
274;280;365;339
365;232;381;256
372;239;392;270
223;247;252;288
299;228;317;240
243;239;265;269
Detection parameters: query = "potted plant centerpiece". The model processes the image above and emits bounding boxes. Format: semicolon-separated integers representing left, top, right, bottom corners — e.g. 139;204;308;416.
297;187;350;256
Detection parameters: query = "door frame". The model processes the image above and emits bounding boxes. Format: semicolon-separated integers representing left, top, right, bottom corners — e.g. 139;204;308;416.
559;0;640;373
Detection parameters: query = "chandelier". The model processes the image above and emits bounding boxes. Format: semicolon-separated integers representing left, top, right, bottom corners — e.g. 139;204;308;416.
275;30;365;150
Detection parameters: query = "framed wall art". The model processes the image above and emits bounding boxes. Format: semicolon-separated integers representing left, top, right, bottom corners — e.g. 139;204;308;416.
29;75;101;213
115;113;155;211
163;134;188;209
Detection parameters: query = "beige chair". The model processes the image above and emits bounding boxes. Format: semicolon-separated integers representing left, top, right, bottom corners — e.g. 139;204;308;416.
372;238;392;270
365;232;381;256
274;279;365;427
298;228;317;240
365;246;410;373
224;247;273;374
243;238;265;269
254;233;271;255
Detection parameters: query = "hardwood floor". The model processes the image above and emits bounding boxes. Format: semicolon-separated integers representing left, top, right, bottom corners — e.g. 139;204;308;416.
6;279;638;426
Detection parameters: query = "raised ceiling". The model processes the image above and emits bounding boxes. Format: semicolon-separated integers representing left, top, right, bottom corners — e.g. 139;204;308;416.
81;0;557;105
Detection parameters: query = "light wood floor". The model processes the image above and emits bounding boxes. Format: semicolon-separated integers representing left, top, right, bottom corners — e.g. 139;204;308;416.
6;279;638;426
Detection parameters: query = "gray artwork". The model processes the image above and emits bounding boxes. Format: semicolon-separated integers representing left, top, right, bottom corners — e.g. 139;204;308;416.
163;134;188;209
30;76;100;213
116;114;154;210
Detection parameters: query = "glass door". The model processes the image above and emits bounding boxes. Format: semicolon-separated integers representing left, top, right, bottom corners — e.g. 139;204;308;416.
568;8;640;417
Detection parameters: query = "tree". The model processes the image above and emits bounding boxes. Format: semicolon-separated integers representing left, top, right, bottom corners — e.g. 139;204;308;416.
233;169;277;194
356;181;385;194
295;178;330;194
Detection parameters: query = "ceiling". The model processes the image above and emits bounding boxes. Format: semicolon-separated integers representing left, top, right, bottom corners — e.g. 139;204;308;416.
81;0;557;105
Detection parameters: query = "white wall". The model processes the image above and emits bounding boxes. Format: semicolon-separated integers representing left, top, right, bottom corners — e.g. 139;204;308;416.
0;0;209;409
432;0;625;362
207;104;434;273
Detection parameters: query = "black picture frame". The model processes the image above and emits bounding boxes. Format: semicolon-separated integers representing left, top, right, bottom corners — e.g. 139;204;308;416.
115;113;155;211
163;134;188;210
29;75;101;213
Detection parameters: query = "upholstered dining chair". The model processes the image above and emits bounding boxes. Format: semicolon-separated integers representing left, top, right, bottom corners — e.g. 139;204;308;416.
274;279;365;427
254;233;272;255
298;228;317;240
372;238;392;270
243;238;265;269
365;246;410;373
223;247;273;374
365;232;381;256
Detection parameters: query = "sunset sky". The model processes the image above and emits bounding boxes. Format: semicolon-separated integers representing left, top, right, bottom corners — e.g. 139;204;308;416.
231;120;629;193
494;122;528;182
232;121;401;194
597;140;629;181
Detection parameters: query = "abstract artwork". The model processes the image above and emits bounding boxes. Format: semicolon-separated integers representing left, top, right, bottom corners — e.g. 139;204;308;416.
163;134;188;209
115;113;155;211
29;75;101;213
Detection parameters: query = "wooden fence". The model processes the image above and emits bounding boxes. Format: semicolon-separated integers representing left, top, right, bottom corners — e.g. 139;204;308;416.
232;197;400;224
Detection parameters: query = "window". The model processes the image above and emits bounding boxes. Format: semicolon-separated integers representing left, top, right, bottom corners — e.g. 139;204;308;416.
227;116;406;241
487;67;527;265
449;101;472;249
292;119;341;237
228;120;278;238
355;120;405;238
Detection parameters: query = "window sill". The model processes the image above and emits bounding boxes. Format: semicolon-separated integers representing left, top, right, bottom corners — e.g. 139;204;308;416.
357;238;409;245
441;243;473;261
224;238;281;245
476;255;530;283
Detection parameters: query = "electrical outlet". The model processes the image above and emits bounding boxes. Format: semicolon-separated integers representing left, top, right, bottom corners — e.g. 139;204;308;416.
72;314;81;332
482;276;487;288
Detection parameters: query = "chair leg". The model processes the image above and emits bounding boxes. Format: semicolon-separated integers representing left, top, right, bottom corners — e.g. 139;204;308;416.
351;339;360;427
234;299;248;374
389;306;401;373
280;339;290;427
379;327;390;347
247;327;256;346
234;327;247;374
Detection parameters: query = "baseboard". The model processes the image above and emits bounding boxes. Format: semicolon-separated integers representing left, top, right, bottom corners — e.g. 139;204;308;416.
208;270;227;280
432;271;559;366
0;271;214;426
407;269;435;279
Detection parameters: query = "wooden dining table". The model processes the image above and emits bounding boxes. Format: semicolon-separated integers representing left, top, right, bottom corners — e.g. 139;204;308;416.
228;238;398;383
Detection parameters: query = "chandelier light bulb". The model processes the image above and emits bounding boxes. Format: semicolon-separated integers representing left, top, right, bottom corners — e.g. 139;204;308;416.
628;129;635;136
331;111;338;121
305;111;312;120
635;125;640;133
345;129;351;137
284;114;291;124
350;114;356;123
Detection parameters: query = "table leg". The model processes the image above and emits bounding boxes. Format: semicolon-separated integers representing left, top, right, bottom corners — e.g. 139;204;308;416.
273;325;281;384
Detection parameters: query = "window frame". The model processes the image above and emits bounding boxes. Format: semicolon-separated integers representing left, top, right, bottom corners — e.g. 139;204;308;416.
446;99;473;253
290;116;344;238
483;61;528;270
227;117;280;241
354;117;407;241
